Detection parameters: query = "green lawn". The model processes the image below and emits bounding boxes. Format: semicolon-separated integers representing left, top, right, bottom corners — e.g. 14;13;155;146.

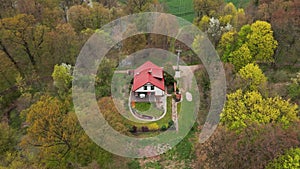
128;96;173;129
160;0;195;23
135;102;151;112
134;102;164;118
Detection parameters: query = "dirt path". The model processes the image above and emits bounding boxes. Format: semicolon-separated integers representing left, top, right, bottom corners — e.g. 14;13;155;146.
173;65;202;92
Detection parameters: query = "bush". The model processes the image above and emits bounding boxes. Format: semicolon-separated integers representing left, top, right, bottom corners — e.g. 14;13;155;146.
168;120;174;127
127;159;141;169
141;126;149;132
161;125;167;131
266;148;300;169
130;126;137;133
148;123;159;131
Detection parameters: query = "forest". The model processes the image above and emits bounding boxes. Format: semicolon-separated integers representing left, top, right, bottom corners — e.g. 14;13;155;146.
0;0;299;168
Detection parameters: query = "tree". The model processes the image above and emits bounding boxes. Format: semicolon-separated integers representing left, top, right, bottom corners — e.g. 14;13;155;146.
21;95;111;167
124;0;153;14
0;0;17;19
52;63;73;94
151;13;179;49
44;23;80;67
98;97;129;134
288;72;300;101
266;148;300;169
68;5;91;32
95;58;116;97
164;62;175;77
89;3;110;29
220;89;299;131
238;63;267;91
193;0;225;19
197;15;210;31
0;14;49;74
122;24;147;55
0;123;17;161
217;30;237;62
247;20;278;63
97;0;118;8
247;0;299;67
229;44;252;71
196;122;300;169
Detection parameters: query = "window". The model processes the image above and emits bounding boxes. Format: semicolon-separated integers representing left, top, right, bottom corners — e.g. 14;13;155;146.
144;86;147;90
151;86;154;90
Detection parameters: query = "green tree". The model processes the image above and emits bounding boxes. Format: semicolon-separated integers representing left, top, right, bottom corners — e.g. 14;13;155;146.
0;123;17;161
95;58;115;97
164;62;175;77
288;72;300;101
197;15;210;31
52;63;72;94
220;89;299;131
229;44;252;71
247;20;278;63
238;63;267;91
217;30;236;62
266;148;300;169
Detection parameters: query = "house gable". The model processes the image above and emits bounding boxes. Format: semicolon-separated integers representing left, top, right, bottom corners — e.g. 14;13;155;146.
132;61;165;92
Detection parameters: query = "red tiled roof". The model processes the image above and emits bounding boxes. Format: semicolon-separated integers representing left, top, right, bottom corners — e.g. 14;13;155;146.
132;61;165;91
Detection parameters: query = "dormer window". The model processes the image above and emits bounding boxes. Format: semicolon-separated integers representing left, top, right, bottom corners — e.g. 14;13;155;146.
151;86;154;90
144;86;147;90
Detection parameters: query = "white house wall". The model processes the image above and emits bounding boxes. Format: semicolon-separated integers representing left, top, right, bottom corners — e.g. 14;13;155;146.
135;83;164;96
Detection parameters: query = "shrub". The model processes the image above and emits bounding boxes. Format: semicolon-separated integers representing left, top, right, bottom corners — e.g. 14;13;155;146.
266;148;300;169
161;125;167;131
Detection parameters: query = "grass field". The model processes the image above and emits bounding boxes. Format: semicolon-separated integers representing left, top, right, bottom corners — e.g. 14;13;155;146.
160;0;195;22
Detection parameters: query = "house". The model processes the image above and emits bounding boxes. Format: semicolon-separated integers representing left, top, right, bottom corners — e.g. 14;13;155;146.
132;61;165;98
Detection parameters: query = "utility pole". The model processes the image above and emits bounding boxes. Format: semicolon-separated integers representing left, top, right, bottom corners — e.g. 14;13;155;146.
176;49;182;71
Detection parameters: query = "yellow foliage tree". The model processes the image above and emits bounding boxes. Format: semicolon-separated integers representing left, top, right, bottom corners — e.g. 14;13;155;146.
220;89;299;131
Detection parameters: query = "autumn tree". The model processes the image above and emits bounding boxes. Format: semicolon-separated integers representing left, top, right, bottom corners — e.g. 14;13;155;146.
247;0;300;67
266;148;300;169
0;14;49;74
238;63;267;90
0;0;17;19
196;122;300;169
124;0;153;14
68;5;91;32
217;21;278;69
228;44;252;71
220;89;299;131
43;23;80;67
247;20;278;63
193;0;225;19
98;97;129;134
122;24;147;55
96;0;118;8
217;30;236;62
21;95;112;167
151;13;179;49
